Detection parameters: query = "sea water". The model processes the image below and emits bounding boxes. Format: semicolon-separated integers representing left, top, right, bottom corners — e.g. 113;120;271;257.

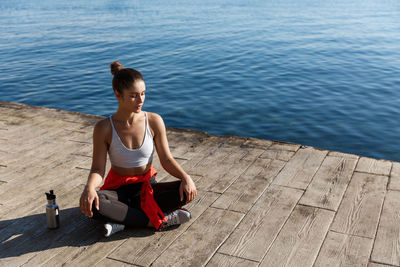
1;0;399;161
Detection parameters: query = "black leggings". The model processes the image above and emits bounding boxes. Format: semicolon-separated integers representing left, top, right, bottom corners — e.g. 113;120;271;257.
92;177;186;227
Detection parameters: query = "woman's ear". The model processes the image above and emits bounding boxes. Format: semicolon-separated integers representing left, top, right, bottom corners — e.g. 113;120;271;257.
114;90;123;100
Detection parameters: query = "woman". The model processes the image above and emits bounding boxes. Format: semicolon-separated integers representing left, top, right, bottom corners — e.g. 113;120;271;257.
79;61;197;237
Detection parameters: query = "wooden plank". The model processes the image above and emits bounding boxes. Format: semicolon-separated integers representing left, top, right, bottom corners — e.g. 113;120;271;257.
368;262;393;267
150;208;244;267
28;185;120;266
259;205;335;267
355;157;392;176
205;253;258;267
299;156;358;211
152;157;188;183
388;162;400;191
272;147;328;189
73;155;93;170
241;137;273;149
0;183;86;238
314;231;373;267
71;142;92;158
162;136;234;184
107;191;220;266
40;224;110;267
218;185;303;262
268;142;300;151
187;139;245;180
206;147;265;194
20;220;97;267
328;151;359;159
0;111;30;124
0;133;87;182
1;114;49;138
0;185;92;267
330;172;388;238
3;123;69;153
0;176;87;253
190;141;264;194
166;128;210;159
157;135;224;182
0;132;60;165
47;234;127;267
178;142;223;172
371;190;400;266
0;121;7;130
259;149;295;161
211;159;286;213
0;167;87;221
3;123;67;148
65;129;93;143
0;145;85;194
0;121;68;163
96;258;134;267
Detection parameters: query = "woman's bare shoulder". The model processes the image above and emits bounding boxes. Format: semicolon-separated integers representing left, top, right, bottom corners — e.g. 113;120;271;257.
146;112;161;120
93;117;112;137
147;112;165;137
147;111;162;122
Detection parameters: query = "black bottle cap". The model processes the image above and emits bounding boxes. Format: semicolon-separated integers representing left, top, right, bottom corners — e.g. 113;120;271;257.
45;190;56;200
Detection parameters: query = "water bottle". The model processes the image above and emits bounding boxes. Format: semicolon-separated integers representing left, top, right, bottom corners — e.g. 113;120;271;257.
45;190;60;229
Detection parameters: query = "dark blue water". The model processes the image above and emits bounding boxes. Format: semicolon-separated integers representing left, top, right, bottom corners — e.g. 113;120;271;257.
1;0;400;161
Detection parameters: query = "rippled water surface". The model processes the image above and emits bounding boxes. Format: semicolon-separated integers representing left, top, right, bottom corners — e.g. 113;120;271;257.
1;0;400;161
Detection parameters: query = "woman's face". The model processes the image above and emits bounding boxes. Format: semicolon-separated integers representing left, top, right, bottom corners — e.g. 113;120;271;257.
116;80;146;113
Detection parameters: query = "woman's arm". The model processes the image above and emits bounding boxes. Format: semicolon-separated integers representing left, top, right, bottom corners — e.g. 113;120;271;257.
79;120;108;217
150;113;197;203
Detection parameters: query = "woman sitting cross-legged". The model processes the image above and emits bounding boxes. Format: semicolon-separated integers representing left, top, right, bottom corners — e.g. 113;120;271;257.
79;61;197;237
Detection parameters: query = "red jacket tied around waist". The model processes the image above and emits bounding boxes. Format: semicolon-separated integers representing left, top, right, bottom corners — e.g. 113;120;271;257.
100;166;167;230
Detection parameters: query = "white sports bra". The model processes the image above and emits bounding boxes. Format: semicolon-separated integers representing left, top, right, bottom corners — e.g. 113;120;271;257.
108;112;154;168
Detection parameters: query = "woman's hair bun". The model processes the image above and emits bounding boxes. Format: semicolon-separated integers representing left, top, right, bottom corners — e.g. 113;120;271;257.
110;61;124;75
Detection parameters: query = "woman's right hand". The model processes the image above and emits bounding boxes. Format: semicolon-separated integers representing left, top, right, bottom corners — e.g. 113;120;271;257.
79;186;99;217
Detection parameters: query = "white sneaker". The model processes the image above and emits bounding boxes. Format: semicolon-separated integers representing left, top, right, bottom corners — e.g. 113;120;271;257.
164;209;191;228
103;222;125;237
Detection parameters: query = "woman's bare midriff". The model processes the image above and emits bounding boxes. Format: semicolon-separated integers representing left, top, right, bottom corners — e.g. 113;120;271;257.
111;161;153;176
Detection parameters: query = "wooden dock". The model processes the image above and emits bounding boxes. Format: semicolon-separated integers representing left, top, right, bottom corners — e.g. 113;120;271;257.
0;101;399;267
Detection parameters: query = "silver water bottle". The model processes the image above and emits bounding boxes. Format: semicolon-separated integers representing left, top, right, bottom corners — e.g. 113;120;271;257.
45;190;60;229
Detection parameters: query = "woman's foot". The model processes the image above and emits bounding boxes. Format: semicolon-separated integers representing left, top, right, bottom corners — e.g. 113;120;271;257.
103;222;125;237
163;209;191;229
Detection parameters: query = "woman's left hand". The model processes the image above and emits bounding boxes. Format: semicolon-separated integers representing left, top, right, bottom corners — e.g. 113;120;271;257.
179;176;197;204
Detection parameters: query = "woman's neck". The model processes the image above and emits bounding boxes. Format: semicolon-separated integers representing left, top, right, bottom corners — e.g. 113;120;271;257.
113;109;143;125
